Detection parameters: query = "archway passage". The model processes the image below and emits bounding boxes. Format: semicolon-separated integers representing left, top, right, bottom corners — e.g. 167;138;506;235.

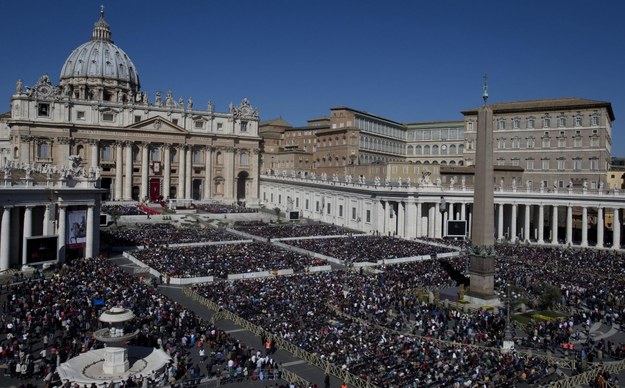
149;178;161;202
101;178;112;201
237;171;249;202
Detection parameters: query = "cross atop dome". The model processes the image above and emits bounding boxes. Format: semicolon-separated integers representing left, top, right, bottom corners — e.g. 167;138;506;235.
92;5;112;42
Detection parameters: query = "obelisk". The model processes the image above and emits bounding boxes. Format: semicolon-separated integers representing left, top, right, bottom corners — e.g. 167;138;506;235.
468;75;496;299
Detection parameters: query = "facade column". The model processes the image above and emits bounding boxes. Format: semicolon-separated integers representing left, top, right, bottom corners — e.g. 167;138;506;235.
613;208;620;249
376;200;385;235
185;146;193;199
415;201;422;238
123;141;133;200
552;205;559;244
114;141;123;200
249;148;260;200
22;206;33;266
163;144;171;200
524;204;531;242
566;205;573;245
497;203;504;240
140;142;149;201
20;135;33;164
511;204;518;242
0;207;11;270
434;202;441;238
178;145;186;199
85;205;94;258
203;146;213;200
460;203;466;221
597;207;604;248
581;206;588;247
58;205;66;263
538;204;545;243
443;207;448;237
90;139;99;170
227;147;236;201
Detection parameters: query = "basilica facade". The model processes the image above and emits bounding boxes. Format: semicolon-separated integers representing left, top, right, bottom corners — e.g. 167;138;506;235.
5;9;261;205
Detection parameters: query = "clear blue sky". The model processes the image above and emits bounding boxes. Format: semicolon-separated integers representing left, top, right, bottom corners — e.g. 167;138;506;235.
1;1;624;154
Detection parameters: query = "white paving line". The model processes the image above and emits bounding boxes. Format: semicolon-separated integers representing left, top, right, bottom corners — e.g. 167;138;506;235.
282;360;307;367
225;328;248;334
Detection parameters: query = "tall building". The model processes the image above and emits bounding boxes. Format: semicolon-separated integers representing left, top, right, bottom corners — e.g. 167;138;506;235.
5;8;261;205
462;98;614;190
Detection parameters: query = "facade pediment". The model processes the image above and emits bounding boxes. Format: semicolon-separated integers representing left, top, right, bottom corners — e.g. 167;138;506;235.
127;117;188;134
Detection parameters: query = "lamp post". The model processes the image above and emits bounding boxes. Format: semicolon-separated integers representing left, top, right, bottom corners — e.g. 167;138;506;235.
496;284;519;352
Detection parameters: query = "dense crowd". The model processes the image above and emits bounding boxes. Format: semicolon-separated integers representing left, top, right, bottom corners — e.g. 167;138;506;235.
0;258;283;387
130;242;324;278
196;203;258;214
233;222;356;239
286;236;456;263
194;264;562;386
101;204;147;216
101;223;240;247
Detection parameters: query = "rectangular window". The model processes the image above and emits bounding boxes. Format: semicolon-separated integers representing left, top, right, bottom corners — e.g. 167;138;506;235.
542;159;550;170
574;116;582;127
526;138;535;148
151;147;160;161
542;138;550;148
193;150;202;164
295;198;299;208
327;204;331;215
37;143;49;159
513;119;520;129
558;138;566;147
557;159;566;170
527;119;535;129
590;158;599;171
217;123;223;130
102;112;114;122
194;120;203;129
316;201;319;212
278;195;282;204
526;159;534;170
38;103;50;117
511;158;520;167
497;120;506;130
241;121;248;132
591;116;599;126
590;137;599;147
305;199;309;210
574;137;582;147
172;118;178;125
101;145;112;161
558;117;566;127
366;210;371;223
271;193;274;202
573;159;582;170
352;207;357;220
134;115;141;123
77;111;86;120
339;205;343;217
542;118;550;128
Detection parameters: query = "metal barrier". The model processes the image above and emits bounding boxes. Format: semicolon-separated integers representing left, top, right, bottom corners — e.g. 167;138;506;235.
182;287;375;388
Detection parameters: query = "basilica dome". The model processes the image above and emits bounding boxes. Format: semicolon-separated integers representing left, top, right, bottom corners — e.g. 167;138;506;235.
59;8;140;101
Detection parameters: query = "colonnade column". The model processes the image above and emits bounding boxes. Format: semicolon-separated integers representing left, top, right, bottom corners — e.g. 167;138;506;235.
178;145;186;199
404;201;416;239
140;142;149;201
43;205;50;235
613;208;620;250
434;202;441;238
376;200;385;235
22;206;33;266
86;205;94;258
581;207;588;247
114;142;123;200
58;205;66;263
123;141;133;200
524;204;531;242
460;203;466;221
163;145;171;200
185;147;192;199
537;204;544;243
397;202;405;237
415;202;422;238
552;205;559;243
511;204;518;242
203;146;213;200
0;207;11;270
566;205;573;245
497;203;504;240
597;207;604;248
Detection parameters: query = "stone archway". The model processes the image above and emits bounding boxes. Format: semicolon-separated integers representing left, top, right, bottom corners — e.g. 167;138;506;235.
237;171;249;202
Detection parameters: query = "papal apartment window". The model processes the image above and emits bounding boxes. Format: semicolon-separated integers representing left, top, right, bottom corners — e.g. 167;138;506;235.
557;159;566;170
37;143;49;159
558;137;566;147
513;119;520;129
591;116;599;126
512;137;520;149
102;112;114;122
590;158;599;171
558;117;566;127
241;121;248;132
542;159;550;170
542;118;550;128
526;137;535;148
77;111;86;120
574;137;582;147
574;116;582;127
526;159;534;170
527;119;535;129
497;119;506;130
194;120;203;129
467;122;474;131
38;103;50;117
590;137;599;147
497;158;505;166
511;158;520;167
573;158;582;171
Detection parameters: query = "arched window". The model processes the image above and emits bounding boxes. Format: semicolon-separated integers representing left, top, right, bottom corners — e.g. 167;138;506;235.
239;152;248;165
432;145;439;155
216;151;223;165
424;145;431;155
407;145;414;155
415;145;422;155
37;142;49;159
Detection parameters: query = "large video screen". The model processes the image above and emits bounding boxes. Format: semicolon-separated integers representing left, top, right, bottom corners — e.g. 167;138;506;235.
25;235;58;264
447;220;467;237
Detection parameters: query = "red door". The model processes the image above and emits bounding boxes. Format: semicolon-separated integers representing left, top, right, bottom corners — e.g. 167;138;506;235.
149;178;161;201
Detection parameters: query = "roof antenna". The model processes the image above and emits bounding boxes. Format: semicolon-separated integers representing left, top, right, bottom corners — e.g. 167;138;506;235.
482;73;489;105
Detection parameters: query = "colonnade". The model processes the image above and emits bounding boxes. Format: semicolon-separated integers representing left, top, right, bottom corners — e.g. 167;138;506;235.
0;203;96;271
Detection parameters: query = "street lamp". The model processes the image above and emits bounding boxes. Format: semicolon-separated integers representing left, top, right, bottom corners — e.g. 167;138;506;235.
496;284;519;352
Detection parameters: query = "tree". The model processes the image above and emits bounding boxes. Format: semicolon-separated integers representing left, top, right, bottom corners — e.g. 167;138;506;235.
538;283;561;310
274;207;281;220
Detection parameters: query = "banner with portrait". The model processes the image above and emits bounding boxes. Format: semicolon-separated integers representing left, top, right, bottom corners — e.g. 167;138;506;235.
67;210;87;248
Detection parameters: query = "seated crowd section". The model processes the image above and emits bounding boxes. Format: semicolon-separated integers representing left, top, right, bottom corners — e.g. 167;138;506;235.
101;223;240;247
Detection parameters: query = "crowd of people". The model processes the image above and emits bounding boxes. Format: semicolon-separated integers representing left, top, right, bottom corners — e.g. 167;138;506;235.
286;235;456;263
101;204;149;216
130;242;324;278
196;203;258;214
101;223;240;247
233;222;356;240
0;257;287;387
193;264;563;386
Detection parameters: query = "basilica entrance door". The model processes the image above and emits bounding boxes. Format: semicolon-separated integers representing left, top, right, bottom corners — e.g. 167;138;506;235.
149;178;161;201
